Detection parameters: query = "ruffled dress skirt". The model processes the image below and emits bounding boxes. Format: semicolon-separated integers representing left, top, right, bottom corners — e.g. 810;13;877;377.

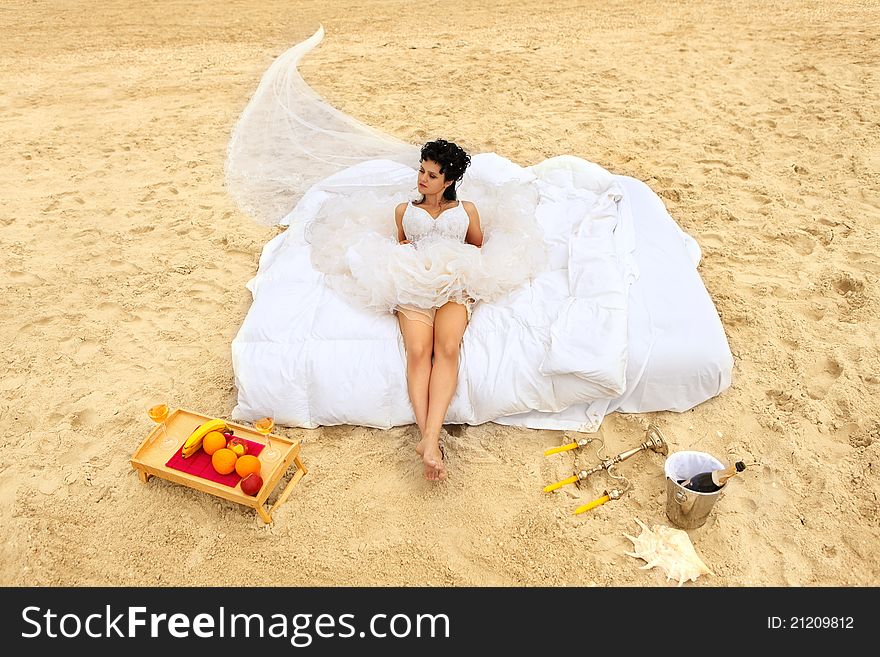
305;178;548;322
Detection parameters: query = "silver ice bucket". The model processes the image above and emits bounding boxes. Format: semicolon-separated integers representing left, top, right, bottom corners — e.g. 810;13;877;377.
664;450;726;529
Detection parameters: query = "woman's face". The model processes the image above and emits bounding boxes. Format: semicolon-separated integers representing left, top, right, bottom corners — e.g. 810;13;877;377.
418;159;451;197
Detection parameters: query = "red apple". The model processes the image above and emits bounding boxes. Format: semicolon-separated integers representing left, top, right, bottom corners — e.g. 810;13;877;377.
240;473;263;496
227;436;248;457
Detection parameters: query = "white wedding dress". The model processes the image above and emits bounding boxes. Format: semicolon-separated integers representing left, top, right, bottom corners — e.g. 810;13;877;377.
225;26;733;431
304;157;549;317
394;201;476;324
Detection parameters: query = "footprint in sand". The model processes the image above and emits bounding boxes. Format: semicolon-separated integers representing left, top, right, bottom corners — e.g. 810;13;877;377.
187;280;224;298
658;188;683;202
108;259;141;274
779;231;816;256
802;224;833;247
59;437;105;466
833;275;862;294
9;270;43;286
97;301;127;319
173;220;193;237
830;272;867;311
18;313;57;334
141;181;178;203
0;375;26;394
805;357;843;400
817;217;849;229
698;160;750;180
700;232;723;249
766;388;799;413
840;421;874;448
844;251;880;275
70;407;100;430
770;284;794;299
72;339;101;366
800;304;825;321
42;191;85;212
749;191;773;206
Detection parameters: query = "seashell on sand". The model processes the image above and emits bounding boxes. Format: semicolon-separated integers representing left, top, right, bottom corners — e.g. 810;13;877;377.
623;518;713;586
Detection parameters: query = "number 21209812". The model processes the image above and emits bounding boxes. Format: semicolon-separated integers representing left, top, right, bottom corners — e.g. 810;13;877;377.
768;616;853;629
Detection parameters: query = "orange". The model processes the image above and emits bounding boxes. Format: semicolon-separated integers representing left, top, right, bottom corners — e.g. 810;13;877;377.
211;448;238;475
203;431;227;456
235;454;261;478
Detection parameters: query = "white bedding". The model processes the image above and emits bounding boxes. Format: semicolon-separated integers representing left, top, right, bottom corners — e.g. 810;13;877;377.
230;155;732;432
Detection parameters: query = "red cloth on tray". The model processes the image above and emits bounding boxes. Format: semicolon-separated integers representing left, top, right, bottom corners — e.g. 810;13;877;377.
166;437;265;487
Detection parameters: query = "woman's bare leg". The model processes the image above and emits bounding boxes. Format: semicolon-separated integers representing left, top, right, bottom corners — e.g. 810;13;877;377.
397;312;434;436
419;301;468;481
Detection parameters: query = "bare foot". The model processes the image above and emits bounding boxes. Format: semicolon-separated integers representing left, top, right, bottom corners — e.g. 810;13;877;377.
422;443;447;481
415;437;447;481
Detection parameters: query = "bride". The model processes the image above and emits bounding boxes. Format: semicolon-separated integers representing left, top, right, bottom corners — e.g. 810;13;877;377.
393;139;482;480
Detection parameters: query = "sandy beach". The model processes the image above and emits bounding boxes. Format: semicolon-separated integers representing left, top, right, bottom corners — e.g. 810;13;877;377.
2;0;878;587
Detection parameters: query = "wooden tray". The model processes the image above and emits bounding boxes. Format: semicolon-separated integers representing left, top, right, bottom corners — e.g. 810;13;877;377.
130;408;308;524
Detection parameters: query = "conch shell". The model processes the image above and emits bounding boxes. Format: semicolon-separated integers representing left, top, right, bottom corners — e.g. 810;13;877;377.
624;518;713;586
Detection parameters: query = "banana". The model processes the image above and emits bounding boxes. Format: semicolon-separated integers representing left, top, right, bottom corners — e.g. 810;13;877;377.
181;418;227;458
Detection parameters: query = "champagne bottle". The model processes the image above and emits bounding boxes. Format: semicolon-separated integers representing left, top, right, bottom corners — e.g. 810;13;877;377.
680;461;746;493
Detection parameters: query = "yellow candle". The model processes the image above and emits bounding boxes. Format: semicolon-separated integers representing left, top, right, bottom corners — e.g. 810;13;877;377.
543;442;579;456
543;474;579;493
573;494;611;515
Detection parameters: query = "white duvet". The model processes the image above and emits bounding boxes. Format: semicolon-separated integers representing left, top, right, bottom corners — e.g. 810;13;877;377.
230;153;733;432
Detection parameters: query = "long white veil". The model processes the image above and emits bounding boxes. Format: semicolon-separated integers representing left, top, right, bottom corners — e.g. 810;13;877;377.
225;25;421;226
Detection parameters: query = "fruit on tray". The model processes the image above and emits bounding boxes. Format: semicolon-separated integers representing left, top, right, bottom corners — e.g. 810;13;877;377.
181;418;228;458
227;436;248;458
211;448;238;475
240;473;263;496
235;454;261;478
202;431;227;456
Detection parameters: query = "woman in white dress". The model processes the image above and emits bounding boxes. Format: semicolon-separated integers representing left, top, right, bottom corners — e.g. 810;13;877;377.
392;139;483;481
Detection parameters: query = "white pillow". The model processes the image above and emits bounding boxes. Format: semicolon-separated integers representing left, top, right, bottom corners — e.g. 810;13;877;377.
528;155;616;193
464;152;537;187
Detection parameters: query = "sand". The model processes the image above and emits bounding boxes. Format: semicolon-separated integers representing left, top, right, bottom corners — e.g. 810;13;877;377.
2;0;878;587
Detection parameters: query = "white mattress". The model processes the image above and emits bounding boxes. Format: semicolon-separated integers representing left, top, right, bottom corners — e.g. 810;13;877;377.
230;158;732;432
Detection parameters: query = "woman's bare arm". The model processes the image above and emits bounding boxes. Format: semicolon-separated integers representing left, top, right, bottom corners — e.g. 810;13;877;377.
463;201;483;247
395;202;409;243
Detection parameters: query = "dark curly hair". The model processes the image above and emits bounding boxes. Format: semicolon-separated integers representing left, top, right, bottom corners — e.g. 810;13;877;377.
418;139;471;202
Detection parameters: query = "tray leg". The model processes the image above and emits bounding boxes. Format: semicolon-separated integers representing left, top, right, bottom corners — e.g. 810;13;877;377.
268;456;308;517
138;469;152;483
256;503;273;525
